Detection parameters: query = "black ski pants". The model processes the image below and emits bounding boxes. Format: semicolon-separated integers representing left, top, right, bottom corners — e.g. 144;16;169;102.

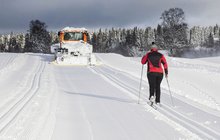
147;72;163;103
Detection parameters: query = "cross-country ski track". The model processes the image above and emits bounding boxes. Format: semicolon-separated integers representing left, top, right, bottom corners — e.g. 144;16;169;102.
0;53;220;140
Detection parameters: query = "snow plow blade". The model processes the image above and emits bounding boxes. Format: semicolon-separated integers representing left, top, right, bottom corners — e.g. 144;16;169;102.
54;54;97;66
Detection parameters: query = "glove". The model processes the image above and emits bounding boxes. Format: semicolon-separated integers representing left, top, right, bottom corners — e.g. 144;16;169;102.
165;69;168;78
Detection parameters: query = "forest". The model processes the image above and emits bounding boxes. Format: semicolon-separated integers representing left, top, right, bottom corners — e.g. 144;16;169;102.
0;8;220;58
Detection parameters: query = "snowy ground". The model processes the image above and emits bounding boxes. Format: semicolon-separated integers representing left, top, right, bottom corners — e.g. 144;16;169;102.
0;52;220;140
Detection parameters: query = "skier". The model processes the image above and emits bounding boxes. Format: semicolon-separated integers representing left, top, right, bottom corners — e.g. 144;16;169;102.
141;42;168;105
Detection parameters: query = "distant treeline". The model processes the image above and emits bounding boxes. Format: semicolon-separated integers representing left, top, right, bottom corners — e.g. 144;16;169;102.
1;8;220;57
90;24;220;57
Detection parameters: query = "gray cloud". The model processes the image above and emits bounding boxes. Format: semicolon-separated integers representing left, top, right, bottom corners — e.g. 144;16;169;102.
0;0;220;33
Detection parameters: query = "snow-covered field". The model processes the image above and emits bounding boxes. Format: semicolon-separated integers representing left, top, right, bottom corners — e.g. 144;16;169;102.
0;52;220;140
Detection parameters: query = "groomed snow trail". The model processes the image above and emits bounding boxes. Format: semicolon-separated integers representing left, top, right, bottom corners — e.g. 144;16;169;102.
95;53;220;140
0;53;57;140
51;65;198;140
91;65;220;140
1;53;220;140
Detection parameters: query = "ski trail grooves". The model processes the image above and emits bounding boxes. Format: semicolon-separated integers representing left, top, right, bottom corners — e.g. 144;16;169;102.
90;66;201;139
0;54;20;76
157;104;220;139
0;53;18;70
91;65;220;140
0;56;46;136
180;80;220;111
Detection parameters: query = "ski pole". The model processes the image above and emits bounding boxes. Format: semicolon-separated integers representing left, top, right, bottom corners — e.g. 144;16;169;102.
138;65;144;104
166;77;174;107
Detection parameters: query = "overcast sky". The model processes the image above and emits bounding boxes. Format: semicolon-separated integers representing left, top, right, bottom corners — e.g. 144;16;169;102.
0;0;220;33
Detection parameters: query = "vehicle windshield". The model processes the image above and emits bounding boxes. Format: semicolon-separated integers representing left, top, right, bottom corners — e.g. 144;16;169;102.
63;32;83;41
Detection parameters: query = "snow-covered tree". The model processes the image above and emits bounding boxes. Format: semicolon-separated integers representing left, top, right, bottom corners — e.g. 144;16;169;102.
160;8;188;49
16;33;25;52
129;27;142;56
91;32;98;52
202;26;213;43
91;27;156;56
155;24;164;49
144;27;155;48
117;28;127;55
206;33;214;48
26;20;51;53
50;32;59;44
107;28;117;52
96;29;103;52
101;29;108;52
213;24;219;38
139;29;145;51
190;26;203;46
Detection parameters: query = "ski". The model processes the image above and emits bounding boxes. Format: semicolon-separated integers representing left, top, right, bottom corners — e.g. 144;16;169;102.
147;96;157;109
155;103;162;108
147;101;157;110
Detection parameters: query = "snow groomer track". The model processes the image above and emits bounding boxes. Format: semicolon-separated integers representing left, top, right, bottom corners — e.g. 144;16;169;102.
0;53;220;140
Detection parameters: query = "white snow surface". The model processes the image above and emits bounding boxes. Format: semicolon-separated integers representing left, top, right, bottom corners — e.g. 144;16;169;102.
61;27;87;32
0;52;220;140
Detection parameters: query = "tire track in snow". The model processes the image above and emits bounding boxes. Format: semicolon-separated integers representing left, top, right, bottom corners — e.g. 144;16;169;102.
53;67;95;140
0;57;46;134
79;96;94;140
90;65;220;140
89;67;139;140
